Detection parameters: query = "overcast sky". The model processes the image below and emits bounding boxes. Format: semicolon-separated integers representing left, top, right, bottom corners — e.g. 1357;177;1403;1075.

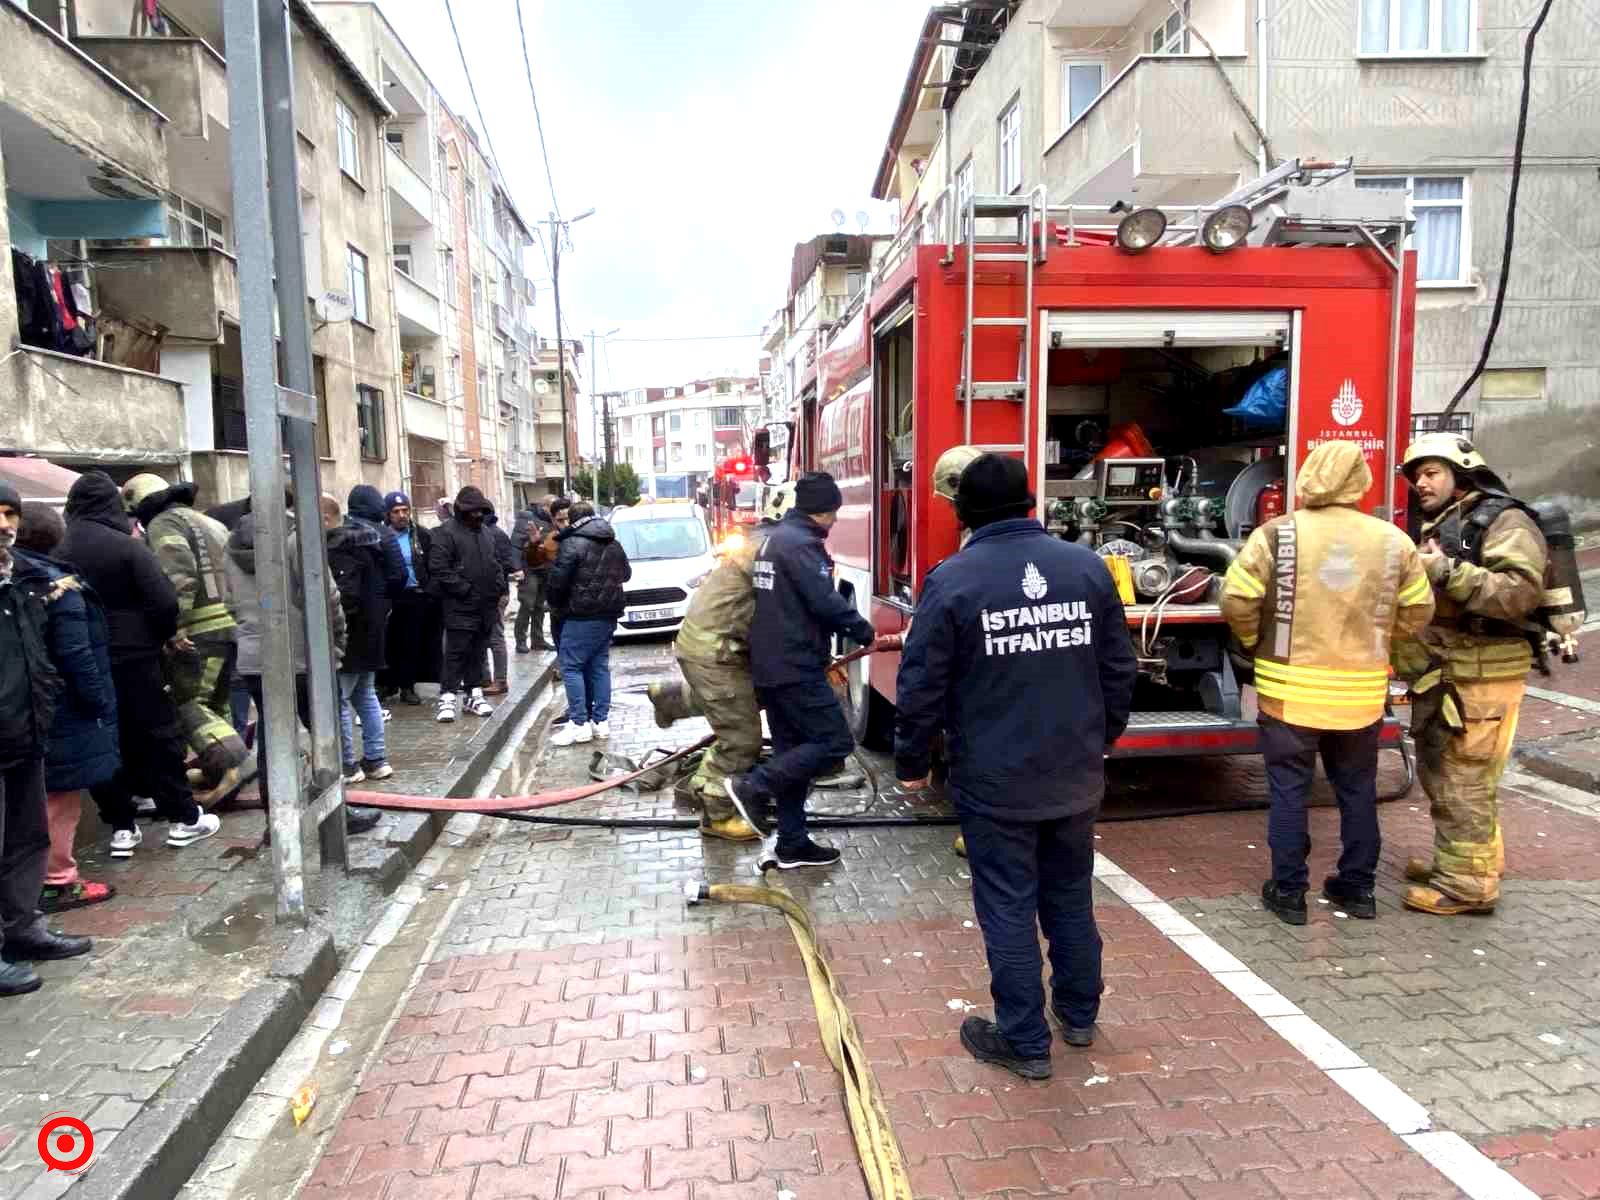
373;0;927;448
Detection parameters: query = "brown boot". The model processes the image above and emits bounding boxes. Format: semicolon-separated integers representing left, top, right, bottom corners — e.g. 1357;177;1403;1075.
484;681;509;696
1402;885;1496;915
1404;857;1433;883
700;815;760;842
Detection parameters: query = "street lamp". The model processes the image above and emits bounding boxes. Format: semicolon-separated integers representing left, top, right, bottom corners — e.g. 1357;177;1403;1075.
546;207;596;495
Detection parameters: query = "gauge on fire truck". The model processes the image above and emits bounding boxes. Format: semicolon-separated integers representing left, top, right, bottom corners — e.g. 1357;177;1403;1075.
1096;458;1165;503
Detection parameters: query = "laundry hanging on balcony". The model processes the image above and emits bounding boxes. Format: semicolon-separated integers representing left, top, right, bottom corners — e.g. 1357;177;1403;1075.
10;250;94;358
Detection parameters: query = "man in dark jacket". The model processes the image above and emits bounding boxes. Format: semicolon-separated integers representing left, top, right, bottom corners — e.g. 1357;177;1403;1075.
512;503;555;652
895;455;1137;1079
483;508;523;695
0;484;92;996
547;503;630;746
61;472;216;854
328;489;395;783
16;506;119;912
378;491;438;705
725;473;883;870
427;486;506;723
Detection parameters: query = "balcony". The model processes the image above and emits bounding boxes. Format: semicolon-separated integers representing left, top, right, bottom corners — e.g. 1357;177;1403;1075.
404;390;448;443
394;271;443;339
91;246;239;341
487;227;515;267
385;144;432;230
1043;56;1252;209
0;4;170;198
76;36;227;144
493;302;512;338
8;348;186;467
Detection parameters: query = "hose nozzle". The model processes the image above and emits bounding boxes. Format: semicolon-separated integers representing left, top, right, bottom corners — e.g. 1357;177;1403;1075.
684;880;711;905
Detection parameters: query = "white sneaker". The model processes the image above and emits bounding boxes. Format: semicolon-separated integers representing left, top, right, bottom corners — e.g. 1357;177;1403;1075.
110;828;142;858
465;690;493;718
551;721;593;747
362;760;394;781
593;720;610;739
167;812;221;847
436;693;457;723
342;765;365;784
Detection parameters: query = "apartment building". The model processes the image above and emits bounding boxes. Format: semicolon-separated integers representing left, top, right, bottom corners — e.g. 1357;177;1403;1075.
608;376;763;499
776;233;886;433
533;337;583;496
314;1;544;520
873;0;1600;518
3;0;404;501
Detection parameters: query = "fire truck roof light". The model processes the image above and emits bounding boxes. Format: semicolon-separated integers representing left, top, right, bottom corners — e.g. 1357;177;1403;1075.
1201;204;1253;253
1115;208;1167;254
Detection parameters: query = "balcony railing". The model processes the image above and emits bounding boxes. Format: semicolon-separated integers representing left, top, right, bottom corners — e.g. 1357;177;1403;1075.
394;271;443;338
385;144;433;228
91;246;239;339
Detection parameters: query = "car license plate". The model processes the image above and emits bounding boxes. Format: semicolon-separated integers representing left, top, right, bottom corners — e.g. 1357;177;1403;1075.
629;607;675;624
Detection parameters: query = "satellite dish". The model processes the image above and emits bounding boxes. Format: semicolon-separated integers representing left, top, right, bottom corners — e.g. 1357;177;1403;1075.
314;291;353;324
533;377;551;395
830;208;846;228
855;211;870;232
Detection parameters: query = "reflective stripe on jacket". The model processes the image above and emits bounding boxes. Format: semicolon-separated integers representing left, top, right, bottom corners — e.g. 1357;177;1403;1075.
1221;441;1433;730
147;506;237;639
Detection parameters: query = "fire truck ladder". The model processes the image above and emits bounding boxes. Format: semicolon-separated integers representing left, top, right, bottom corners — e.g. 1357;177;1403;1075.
958;187;1047;455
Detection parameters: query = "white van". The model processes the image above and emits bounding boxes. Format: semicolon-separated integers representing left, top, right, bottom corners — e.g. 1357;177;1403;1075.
608;503;716;637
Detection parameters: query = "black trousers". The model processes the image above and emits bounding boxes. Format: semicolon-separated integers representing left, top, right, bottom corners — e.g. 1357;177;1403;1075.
0;759;49;942
750;677;854;852
379;590;442;691
244;674;312;809
962;807;1102;1059
1260;715;1382;892
91;656;198;830
442;626;491;695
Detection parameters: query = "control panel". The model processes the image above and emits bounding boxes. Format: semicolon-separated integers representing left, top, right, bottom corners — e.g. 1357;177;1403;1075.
1096;458;1166;504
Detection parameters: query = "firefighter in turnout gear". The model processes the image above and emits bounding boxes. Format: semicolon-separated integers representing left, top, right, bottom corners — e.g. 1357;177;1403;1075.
1221;442;1435;925
1393;433;1547;915
647;483;797;842
122;475;248;794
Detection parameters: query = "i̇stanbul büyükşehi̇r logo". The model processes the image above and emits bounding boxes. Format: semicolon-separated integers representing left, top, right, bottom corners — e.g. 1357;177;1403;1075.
1022;562;1048;600
1332;379;1363;427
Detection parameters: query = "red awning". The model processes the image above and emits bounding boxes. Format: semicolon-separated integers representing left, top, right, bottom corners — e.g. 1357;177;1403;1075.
0;457;82;506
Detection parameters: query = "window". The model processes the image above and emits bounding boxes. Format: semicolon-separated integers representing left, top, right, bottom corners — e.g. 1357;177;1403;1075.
335;98;361;181
715;380;731;394
671;443;683;463
613;518;708;561
393;242;413;276
669;412;682;432
694;410;708;428
1411;411;1474;437
694;443;707;459
1062;60;1106;127
665;387;678;399
846;268;866;298
955;157;975;237
619;416;631;437
346;247;370;323
471;273;483;319
160;193;228;251
1356;175;1468;283
998;98;1023;194
465;181;480;232
1360;0;1473;54
652;415;665;437
653;446;667;472
1149;2;1191;53
385;128;405;152
436;140;449;188
441;249;456;304
714;407;741;428
356;385;385;459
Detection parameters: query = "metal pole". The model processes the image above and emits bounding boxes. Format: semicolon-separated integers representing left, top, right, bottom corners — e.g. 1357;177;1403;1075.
589;329;599;504
258;0;345;868
550;213;570;494
223;0;306;921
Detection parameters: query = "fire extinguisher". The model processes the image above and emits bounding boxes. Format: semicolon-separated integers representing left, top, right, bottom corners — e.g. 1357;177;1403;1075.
1255;477;1287;527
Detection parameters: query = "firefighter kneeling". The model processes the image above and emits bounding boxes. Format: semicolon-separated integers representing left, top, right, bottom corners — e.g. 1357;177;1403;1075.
1394;434;1549;916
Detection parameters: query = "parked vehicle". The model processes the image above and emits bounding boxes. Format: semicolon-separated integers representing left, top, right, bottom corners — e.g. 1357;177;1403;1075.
608;502;718;638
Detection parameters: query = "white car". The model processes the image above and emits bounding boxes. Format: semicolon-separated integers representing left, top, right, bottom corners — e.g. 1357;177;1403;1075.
609;503;717;638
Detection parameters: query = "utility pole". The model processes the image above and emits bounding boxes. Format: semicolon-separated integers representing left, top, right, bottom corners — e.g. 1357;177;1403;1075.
582;326;620;505
540;208;595;497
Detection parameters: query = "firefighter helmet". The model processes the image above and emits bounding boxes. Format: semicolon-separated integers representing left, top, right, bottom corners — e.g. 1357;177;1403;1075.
763;482;796;522
932;445;982;501
122;473;171;514
1400;432;1508;491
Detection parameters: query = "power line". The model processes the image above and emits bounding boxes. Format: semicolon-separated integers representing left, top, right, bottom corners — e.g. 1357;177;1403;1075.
442;0;505;185
514;0;561;223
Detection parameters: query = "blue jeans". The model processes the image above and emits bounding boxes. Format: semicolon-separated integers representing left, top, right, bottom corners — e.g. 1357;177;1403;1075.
750;679;854;854
338;670;386;769
557;617;615;725
962;808;1103;1058
1261;715;1381;892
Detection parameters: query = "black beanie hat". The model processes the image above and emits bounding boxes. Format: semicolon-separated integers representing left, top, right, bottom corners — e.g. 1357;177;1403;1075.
793;472;843;515
955;454;1034;529
0;482;20;514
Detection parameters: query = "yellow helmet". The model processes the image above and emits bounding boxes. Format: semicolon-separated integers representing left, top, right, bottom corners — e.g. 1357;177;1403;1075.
1400;432;1502;488
122;473;171;514
763;482;796;522
933;445;983;501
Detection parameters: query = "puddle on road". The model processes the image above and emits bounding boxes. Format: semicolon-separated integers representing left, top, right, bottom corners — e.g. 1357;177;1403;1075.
190;892;275;956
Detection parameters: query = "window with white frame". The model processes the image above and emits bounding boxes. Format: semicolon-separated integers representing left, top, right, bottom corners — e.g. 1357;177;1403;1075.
1356;175;1468;284
1149;2;1191;53
671;443;683;464
347;246;370;323
1061;60;1106;127
694;443;707;459
997;98;1023;194
714;407;741;428
163;192;228;251
392;242;413;276
669;412;682;431
1359;0;1473;54
335;98;361;181
694;410;708;428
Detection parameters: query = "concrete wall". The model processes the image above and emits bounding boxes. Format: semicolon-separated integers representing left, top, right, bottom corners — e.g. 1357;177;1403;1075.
9;348;187;467
74;37;226;140
93;247;239;342
946;2;1046;196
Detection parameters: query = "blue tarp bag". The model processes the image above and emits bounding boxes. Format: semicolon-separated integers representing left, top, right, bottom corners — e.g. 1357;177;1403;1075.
1222;366;1287;428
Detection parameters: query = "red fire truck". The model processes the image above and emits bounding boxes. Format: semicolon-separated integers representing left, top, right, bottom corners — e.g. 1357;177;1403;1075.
707;455;761;546
780;160;1419;770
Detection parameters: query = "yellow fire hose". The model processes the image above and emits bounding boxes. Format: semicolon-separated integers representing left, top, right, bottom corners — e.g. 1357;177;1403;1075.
688;869;913;1200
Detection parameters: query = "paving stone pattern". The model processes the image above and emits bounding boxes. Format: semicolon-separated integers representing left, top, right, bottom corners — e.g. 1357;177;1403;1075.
302;639;1468;1198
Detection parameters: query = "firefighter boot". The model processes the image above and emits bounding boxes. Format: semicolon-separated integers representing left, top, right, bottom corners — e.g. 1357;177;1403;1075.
953;834;967;858
1403;885;1496;916
1404;857;1433;883
647;681;697;729
701;815;760;842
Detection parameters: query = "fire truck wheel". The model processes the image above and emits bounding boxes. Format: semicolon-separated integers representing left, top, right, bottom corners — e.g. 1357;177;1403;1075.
841;653;893;751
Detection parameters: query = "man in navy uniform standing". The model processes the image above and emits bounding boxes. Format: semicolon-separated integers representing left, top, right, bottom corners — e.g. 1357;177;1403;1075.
895;454;1136;1079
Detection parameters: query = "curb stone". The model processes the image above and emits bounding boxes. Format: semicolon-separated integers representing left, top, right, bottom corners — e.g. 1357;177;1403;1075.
69;660;557;1200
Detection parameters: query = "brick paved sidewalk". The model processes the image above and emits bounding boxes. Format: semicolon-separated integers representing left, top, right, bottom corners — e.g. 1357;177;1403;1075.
0;649;549;1200
296;674;1469;1200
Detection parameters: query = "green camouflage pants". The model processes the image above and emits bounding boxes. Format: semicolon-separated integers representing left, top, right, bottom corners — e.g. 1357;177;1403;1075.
165;635;248;786
1414;674;1522;904
673;651;761;823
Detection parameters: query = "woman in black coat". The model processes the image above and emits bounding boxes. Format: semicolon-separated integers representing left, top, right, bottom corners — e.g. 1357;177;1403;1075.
16;508;119;912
